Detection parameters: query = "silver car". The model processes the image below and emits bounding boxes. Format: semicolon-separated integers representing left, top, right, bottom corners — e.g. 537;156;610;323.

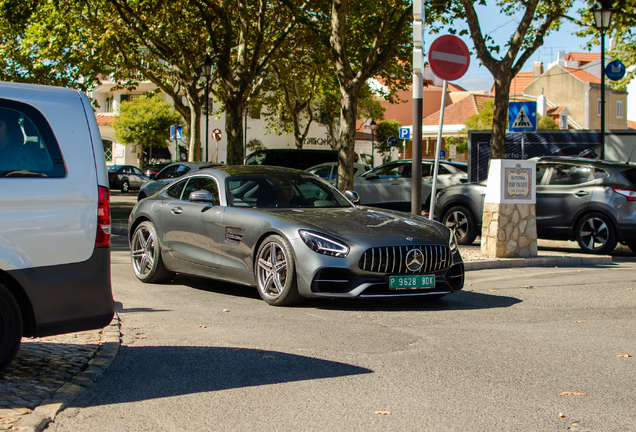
435;156;636;255
305;162;372;184
128;166;464;305
353;159;467;212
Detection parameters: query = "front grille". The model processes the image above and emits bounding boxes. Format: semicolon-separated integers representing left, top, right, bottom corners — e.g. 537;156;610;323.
358;245;451;274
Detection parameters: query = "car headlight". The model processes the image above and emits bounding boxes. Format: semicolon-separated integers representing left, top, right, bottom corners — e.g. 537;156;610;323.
299;230;349;258
449;230;458;252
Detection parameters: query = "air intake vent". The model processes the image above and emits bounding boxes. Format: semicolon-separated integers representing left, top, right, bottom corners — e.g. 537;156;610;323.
358;245;451;274
226;227;244;243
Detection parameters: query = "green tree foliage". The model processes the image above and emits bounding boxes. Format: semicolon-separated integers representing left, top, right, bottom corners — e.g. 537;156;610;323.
113;94;183;165
285;0;412;191
374;120;402;164
246;138;265;154
428;0;574;160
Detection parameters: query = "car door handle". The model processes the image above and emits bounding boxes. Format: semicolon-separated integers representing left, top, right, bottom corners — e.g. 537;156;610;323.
171;207;183;214
574;191;589;197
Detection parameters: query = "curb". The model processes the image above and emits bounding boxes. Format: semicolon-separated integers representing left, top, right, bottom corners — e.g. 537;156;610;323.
11;315;121;432
463;254;612;271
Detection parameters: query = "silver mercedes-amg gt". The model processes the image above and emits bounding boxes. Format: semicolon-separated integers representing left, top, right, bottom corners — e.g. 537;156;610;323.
128;165;464;305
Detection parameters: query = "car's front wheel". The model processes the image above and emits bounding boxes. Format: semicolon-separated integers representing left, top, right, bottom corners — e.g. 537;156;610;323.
0;283;22;373
575;212;618;255
442;205;477;245
121;180;130;193
255;235;303;306
131;221;174;283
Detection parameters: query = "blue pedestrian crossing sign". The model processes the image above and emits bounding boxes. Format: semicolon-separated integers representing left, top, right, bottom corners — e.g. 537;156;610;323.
170;125;183;140
508;102;536;132
399;127;411;139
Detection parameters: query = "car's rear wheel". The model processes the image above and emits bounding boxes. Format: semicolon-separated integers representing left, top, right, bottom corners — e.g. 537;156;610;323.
255;235;303;306
575;212;618;255
131;221;174;283
442;205;477;245
121;180;130;193
0;283;22;373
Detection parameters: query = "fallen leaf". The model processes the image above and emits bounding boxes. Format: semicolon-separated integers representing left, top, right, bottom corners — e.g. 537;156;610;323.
374;411;391;416
469;289;475;292
524;286;535;289
555;266;559;268
617;354;632;358
222;309;230;312
578;270;583;272
198;325;208;328
135;335;147;339
581;280;585;282
468;283;473;286
262;355;278;359
509;269;514;272
231;348;241;351
576;320;586;323
560;392;586;397
558;413;566;418
517;306;526;309
297;348;307;351
488;289;496;292
627;288;633;290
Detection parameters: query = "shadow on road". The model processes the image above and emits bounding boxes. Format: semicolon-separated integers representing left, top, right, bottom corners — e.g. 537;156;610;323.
71;346;372;407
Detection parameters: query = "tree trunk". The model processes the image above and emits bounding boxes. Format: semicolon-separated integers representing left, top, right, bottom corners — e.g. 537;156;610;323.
188;103;202;162
490;75;513;160
225;98;245;165
336;88;358;191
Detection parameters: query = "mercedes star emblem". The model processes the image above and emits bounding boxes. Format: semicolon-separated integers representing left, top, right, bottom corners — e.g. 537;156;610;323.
405;248;425;272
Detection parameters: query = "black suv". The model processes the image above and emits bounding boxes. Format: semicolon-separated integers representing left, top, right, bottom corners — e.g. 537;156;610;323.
434;156;636;254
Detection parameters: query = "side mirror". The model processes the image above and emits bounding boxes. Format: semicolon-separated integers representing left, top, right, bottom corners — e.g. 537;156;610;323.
345;190;360;204
189;190;213;203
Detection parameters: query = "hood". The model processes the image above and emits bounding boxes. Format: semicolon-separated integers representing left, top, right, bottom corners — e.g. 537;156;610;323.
265;206;450;246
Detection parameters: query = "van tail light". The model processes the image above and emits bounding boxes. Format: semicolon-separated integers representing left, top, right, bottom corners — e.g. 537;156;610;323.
613;188;636;201
96;186;111;247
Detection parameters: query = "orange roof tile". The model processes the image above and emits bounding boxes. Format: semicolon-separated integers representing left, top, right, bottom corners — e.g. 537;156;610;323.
565;52;600;64
563;67;601;84
95;113;116;126
491;71;535;95
422;94;494;126
628;120;636;130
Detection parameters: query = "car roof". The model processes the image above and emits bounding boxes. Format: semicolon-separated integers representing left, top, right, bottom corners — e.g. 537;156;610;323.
531;156;635;168
195;165;304;178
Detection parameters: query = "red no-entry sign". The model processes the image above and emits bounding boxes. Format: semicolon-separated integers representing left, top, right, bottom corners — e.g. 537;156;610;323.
429;35;470;81
212;128;222;142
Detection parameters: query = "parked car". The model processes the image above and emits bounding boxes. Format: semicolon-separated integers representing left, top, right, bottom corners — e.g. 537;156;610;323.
142;162;171;178
108;164;149;192
352;159;467;212
137;161;221;200
434;156;636;254
244;148;361;170
128;165;464;305
0;82;115;372
305;162;372;184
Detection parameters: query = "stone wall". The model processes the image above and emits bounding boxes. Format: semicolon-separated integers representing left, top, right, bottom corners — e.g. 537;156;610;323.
480;202;538;258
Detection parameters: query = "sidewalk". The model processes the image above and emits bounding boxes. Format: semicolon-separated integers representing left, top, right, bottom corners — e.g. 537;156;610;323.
0;228;617;432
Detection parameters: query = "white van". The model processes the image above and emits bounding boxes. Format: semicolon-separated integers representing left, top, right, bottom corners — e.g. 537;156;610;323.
0;82;115;372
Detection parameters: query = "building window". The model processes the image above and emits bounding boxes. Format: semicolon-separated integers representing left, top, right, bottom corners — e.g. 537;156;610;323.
105;96;114;113
597;98;602;117
560;115;568;129
120;94;141;103
616;100;623;119
103;140;113;162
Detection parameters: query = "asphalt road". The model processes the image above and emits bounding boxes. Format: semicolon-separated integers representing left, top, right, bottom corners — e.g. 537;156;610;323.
42;234;636;432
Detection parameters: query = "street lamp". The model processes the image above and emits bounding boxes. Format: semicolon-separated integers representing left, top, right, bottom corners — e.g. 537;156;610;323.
370;119;377;167
591;0;613;160
200;54;214;162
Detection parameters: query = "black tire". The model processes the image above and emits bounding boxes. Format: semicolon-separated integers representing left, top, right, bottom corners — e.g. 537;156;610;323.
0;283;23;374
121;180;130;193
442;205;477;245
255;235;303;306
628;243;636;254
575;212;618;255
131;221;175;283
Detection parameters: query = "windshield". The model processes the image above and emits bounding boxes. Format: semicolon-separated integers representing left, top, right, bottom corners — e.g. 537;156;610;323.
107;166;119;172
227;173;352;208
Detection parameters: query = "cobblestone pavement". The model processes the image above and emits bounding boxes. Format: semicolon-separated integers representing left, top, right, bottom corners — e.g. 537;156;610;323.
0;316;120;432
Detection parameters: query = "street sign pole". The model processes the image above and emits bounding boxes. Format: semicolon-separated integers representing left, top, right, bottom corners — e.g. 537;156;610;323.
429;79;448;220
411;1;424;216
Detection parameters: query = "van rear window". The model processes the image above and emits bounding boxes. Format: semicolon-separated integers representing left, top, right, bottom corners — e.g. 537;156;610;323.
0;99;65;178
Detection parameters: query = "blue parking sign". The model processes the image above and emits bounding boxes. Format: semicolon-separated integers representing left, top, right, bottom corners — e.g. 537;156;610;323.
399;127;411;139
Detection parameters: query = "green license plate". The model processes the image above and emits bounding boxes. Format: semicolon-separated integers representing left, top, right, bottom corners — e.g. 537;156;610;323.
389;275;435;290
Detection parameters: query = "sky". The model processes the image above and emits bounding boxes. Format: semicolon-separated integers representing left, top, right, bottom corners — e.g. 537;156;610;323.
428;1;597;91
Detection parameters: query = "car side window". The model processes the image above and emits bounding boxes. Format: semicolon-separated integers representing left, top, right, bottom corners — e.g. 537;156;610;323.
536;164;548;183
373;163;405;178
307;165;332;180
0;101;65;177
547;164;592;185
182;176;220;205
438;165;451;175
593;168;608;180
156;165;179;180
166;178;187;199
132;167;144;176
